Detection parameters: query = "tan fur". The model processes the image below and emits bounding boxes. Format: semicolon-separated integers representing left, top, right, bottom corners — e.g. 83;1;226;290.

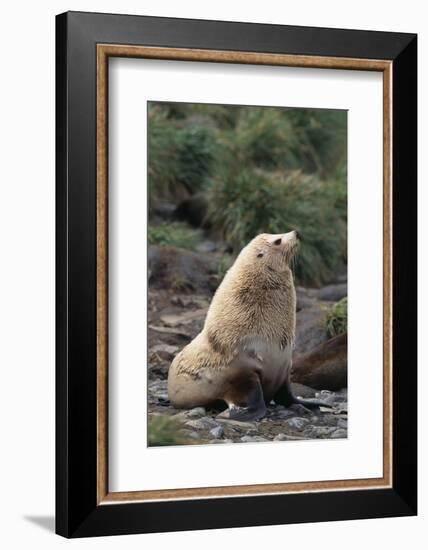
168;231;299;409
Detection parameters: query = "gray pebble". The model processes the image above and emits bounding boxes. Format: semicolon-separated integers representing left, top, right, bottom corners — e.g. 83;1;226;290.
331;428;348;439
210;426;224;439
241;435;268;442
274;409;295;419
216;418;256;430
320;414;341;426
274;434;289;441
332;394;347;403
289;404;314;417
187;407;206;418
185;417;219;430
306;426;337;437
337;418;348;429
284;417;310;430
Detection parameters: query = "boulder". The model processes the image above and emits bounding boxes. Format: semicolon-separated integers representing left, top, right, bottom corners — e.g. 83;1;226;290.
148;245;217;293
294;302;331;357
291;333;347;391
296;284;347;306
295;287;318;311
316;283;347;302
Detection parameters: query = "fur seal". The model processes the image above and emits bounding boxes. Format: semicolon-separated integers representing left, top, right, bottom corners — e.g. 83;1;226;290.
168;230;330;421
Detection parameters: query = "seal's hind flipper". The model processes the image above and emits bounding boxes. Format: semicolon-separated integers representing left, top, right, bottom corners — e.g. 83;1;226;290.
217;372;267;422
293;397;333;409
274;376;333;410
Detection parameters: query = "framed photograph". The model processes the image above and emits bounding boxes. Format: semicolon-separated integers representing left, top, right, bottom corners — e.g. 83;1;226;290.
56;11;417;538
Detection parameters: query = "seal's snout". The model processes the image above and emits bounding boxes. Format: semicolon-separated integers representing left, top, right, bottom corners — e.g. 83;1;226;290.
294;230;301;241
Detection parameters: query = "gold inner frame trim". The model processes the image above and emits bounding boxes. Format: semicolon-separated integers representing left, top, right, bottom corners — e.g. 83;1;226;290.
96;44;393;505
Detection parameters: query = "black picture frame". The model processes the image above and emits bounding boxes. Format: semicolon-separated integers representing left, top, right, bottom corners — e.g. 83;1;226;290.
56;11;417;538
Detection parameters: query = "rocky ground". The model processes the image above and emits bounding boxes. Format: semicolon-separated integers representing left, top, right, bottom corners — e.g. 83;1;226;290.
147;243;348;446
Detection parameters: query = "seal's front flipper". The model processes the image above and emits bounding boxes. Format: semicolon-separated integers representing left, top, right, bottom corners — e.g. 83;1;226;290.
217;401;267;422
218;371;267;422
274;376;333;410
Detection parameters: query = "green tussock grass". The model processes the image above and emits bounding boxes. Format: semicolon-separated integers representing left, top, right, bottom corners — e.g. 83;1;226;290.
148;104;217;205
216;254;235;283
148;102;347;286
148;415;190;447
148;222;202;251
325;297;348;337
209;169;346;287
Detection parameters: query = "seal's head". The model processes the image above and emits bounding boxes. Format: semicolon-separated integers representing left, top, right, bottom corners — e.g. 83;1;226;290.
246;230;300;273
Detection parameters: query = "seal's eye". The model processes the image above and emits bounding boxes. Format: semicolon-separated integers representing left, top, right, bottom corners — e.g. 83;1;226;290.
273;238;282;246
257;252;264;258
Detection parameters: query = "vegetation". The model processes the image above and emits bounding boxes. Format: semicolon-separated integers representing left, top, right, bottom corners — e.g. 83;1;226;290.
148;101;347;286
148;222;202;251
325;297;348;337
148;415;190;446
216;254;235;283
148;104;216;205
209;170;346;286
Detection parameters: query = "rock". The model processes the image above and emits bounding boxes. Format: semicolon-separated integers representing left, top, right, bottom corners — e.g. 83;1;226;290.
294;302;331;357
274;433;308;441
148;324;191;340
171;295;210;309
185;417;219;430
210;439;234;444
274;409;295;420
317;283;347;302
304;426;337;437
331;428;347;439
241;435;268;443
148;379;170;403
195;240;218;254
216;418;257;430
331;392;347;403
296;287;318;310
186;407;206;418
292;333;347;391
284;417;310;430
210;426;225;439
335;272;347;284
289;404;314;417
174;193;210;228
321;414;343;426
157;398;171;406
337;418;348;429
148;245;217;293
274;433;309;441
160;308;208;327
148;362;169;379
149;343;179;361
